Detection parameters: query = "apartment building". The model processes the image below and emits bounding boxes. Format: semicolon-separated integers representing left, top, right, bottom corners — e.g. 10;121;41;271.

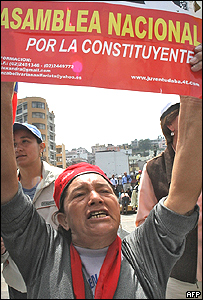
91;144;106;154
15;96;56;165
56;144;66;169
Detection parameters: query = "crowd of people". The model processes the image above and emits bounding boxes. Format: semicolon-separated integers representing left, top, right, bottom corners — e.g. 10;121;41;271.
110;171;141;213
1;43;202;300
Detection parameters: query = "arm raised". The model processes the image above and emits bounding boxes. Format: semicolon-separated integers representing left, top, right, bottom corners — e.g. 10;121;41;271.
164;96;202;214
1;82;19;205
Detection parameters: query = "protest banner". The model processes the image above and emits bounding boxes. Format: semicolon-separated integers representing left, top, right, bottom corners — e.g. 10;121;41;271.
1;1;202;97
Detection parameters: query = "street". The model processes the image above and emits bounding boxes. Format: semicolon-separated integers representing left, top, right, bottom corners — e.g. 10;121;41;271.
1;212;137;299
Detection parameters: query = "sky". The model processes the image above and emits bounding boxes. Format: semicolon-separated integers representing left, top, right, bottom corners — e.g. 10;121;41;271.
18;82;180;152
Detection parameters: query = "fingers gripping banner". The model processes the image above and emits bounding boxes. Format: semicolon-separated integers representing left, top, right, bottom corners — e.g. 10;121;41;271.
1;1;202;97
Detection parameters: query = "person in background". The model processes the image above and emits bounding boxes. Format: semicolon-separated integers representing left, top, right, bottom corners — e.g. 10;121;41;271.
135;170;142;185
120;189;131;215
131;183;139;212
1;81;202;298
136;42;202;300
132;171;141;211
122;172;132;192
1;122;64;299
110;174;118;197
126;187;132;198
117;175;123;198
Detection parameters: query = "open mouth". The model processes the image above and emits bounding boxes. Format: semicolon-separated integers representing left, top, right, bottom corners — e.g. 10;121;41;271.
88;210;109;219
16;155;26;159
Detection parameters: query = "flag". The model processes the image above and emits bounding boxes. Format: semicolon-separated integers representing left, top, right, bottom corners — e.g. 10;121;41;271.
12;82;18;124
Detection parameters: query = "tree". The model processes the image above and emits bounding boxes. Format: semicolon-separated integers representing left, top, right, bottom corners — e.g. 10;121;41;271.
138;139;151;152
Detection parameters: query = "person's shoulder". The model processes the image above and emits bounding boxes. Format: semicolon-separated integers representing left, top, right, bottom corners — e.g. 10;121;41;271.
145;150;169;175
42;161;64;176
147;151;165;165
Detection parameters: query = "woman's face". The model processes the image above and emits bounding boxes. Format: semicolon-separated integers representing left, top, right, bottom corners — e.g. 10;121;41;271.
13;129;44;168
58;173;120;249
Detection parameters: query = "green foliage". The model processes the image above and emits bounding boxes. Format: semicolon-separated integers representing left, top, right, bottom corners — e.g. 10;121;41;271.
137;139;152;151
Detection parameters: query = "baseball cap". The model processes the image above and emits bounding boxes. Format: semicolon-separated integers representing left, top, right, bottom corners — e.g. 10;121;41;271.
13;122;43;142
160;97;180;120
53;162;112;209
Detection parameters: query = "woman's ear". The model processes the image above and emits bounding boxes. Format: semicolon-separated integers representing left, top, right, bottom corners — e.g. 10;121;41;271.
39;142;46;154
57;213;70;230
167;123;175;132
166;115;179;132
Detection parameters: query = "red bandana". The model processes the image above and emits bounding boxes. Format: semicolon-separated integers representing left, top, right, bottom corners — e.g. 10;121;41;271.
70;235;122;299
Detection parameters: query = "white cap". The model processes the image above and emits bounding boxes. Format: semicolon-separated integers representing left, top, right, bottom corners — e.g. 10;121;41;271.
160;97;180;120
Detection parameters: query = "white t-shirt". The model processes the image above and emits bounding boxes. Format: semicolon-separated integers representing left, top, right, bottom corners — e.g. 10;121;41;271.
74;246;108;297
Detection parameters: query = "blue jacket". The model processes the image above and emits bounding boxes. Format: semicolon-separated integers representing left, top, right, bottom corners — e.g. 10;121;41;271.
122;175;132;184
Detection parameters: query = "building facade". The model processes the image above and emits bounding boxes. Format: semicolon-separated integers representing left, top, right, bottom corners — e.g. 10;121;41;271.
95;150;129;178
65;147;88;165
56;144;66;169
15;96;56;165
91;144;107;154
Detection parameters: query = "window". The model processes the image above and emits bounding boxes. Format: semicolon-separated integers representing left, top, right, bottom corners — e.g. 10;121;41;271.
32;123;45;130
23;115;27;122
32;101;45;109
32;112;45;119
23;103;27;110
16;116;23;122
16;107;22;114
50;133;54;141
42;134;46;141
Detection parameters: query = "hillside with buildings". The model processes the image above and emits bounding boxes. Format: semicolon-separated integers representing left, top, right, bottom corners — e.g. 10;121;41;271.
15;96;166;177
